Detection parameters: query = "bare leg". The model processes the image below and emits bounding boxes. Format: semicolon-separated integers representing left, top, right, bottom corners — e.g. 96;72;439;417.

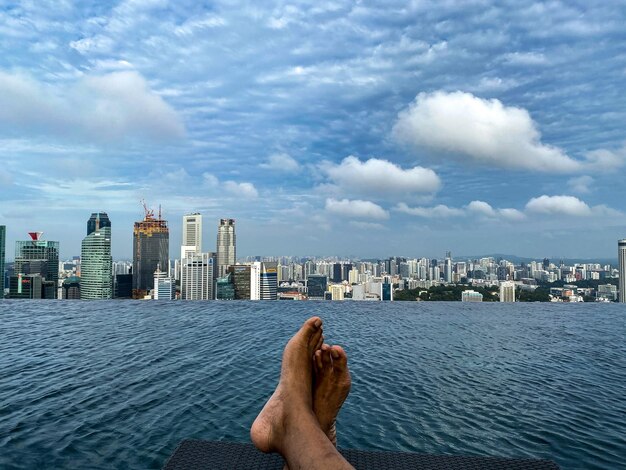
250;317;354;470
313;344;352;447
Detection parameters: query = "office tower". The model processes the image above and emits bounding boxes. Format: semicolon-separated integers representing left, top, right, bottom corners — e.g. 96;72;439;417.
9;274;43;299
80;214;112;299
87;212;111;236
216;219;236;277
619;239;626;302
348;268;359;285
499;281;516;302
183;213;202;253
62;276;81;299
382;282;393;301
307;274;328;299
229;264;253;300
216;273;235;300
154;265;175;300
133;204;169;298
445;252;452;283
13;232;59;299
114;274;132;298
181;253;214;300
332;263;342;283
258;261;278;300
0;225;5;291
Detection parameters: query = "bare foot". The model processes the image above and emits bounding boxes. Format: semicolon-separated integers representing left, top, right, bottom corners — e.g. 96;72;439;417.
251;317;324;454
313;344;352;447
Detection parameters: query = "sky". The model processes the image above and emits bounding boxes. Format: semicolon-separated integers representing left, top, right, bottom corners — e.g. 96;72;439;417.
1;0;626;261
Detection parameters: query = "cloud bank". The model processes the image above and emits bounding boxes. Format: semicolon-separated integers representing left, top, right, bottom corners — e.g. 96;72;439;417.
320;156;440;199
325;198;389;220
0;69;185;142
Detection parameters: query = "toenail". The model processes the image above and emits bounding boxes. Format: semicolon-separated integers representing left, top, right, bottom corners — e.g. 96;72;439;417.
314;319;322;328
331;350;339;359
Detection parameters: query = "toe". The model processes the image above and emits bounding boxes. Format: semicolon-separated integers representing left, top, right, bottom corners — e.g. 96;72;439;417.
330;345;348;371
314;349;323;370
322;345;332;367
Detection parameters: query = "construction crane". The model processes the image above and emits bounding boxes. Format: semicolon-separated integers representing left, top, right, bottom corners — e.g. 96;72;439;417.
140;199;155;220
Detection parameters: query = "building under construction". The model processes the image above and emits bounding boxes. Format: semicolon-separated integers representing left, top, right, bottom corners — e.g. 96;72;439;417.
132;202;169;299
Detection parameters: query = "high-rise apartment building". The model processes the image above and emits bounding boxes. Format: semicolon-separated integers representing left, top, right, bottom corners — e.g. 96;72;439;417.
217;219;236;278
133;205;169;298
0;225;5;291
181;253;214;300
619;239;626;303
87;212;111;236
80;214;112;299
499;281;516;302
183;213;202;253
13;232;59;299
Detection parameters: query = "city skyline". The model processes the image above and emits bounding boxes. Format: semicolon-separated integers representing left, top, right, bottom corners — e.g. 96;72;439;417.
1;2;626;258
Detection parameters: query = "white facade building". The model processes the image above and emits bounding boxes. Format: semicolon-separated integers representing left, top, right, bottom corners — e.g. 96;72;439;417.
182;213;202;253
181;253;214;300
499;281;516;302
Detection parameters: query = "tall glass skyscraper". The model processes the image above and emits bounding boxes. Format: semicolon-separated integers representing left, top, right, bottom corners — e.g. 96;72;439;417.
87;212;111;236
81;214;112;299
216;218;236;278
14;233;59;298
133;207;169;298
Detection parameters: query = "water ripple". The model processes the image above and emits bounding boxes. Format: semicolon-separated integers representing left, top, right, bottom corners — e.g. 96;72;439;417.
0;301;624;469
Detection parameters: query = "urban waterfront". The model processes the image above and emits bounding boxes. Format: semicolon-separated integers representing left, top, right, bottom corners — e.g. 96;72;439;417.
1;301;624;469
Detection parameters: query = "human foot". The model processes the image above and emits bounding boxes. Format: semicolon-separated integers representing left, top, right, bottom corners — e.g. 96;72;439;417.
313;344;352;447
250;317;324;454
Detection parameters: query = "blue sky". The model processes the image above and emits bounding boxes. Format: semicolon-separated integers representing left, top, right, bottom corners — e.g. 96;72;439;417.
1;0;625;260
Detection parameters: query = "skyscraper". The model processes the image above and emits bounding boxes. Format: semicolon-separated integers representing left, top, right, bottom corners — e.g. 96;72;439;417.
80;214;112;299
217;219;236;278
619;239;626;303
13;232;59;299
133;204;169;298
181;253;214;300
87;212;111;236
258;261;278;300
0;225;5;291
183;213;202;253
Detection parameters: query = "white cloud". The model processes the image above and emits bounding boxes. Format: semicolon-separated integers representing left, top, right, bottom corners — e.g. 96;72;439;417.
503;52;548;66
321;156;440;199
202;172;219;187
583;146;626;169
203;172;258;198
498;208;526;221
525;195;592;216
467;200;496;217
349;221;387;231
394;202;464;218
567;175;594;194
325;198;389;220
395;200;527;221
0;70;185;142
393;91;583;173
224;181;258;198
260;153;300;172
